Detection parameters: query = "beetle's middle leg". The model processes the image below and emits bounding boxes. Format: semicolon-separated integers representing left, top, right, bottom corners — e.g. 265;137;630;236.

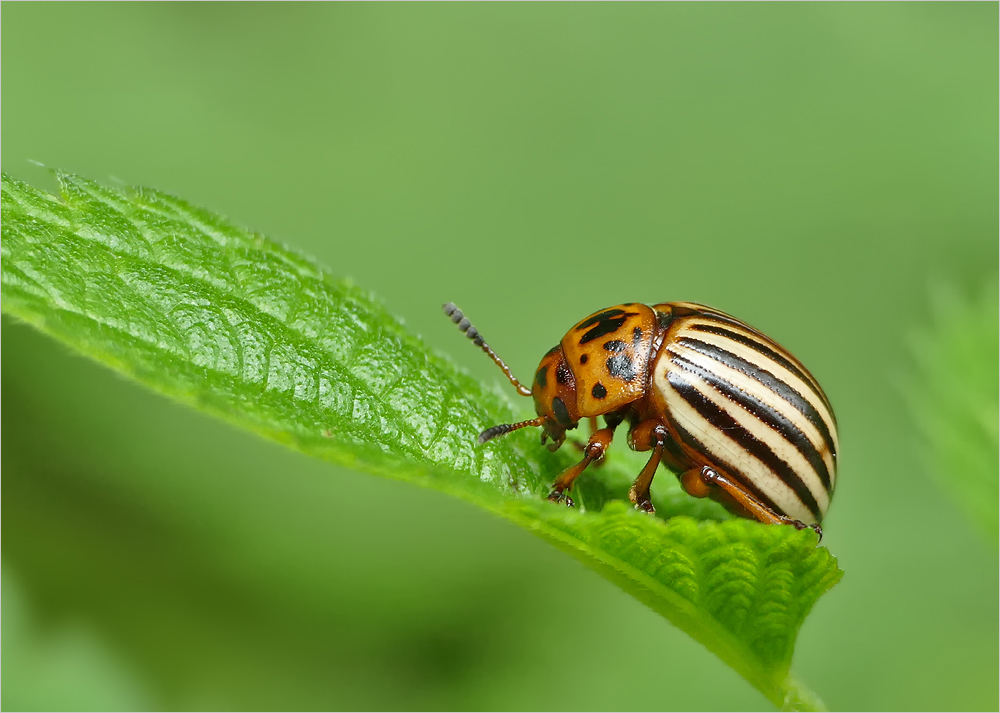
627;421;669;514
547;427;615;506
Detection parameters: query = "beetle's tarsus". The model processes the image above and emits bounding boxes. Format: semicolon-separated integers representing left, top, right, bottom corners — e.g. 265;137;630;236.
790;519;824;541
633;498;655;515
546;489;575;508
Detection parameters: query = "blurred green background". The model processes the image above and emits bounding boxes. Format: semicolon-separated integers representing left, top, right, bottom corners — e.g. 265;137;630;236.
2;4;997;711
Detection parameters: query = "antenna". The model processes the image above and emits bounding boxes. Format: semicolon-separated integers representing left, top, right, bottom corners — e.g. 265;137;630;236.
443;303;532;397
478;416;547;444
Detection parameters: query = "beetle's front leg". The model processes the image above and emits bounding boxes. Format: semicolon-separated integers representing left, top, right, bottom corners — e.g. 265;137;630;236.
547;427;615;506
568;417;610;466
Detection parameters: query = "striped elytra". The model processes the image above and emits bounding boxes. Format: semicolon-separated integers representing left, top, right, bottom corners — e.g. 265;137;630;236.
444;301;838;536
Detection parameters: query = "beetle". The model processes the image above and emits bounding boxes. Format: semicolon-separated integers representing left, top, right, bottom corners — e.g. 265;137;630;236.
444;301;837;535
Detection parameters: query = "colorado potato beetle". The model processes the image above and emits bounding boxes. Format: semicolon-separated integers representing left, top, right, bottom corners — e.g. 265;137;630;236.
444;302;837;535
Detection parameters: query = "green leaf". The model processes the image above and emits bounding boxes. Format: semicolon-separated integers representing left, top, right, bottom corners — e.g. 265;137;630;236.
1;171;841;710
907;282;1000;543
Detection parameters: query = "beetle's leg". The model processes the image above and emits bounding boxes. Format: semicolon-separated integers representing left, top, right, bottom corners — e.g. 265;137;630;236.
547;427;615;506
627;423;669;514
568;417;609;464
679;466;823;538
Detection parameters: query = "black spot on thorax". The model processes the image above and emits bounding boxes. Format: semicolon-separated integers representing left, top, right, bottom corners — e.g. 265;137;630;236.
580;319;626;344
577;309;641;345
606;354;637;382
577;309;626;331
556;363;572;385
535;366;547;388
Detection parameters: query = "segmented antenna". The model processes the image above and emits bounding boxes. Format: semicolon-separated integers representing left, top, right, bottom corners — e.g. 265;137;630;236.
443;303;532;397
478;416;547;444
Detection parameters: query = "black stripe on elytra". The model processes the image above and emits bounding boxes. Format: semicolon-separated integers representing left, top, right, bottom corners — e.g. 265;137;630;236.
677;335;838;462
667;413;784;517
670;352;832;492
666;370;822;521
676;304;771;341
603;339;627;352
688;322;835;419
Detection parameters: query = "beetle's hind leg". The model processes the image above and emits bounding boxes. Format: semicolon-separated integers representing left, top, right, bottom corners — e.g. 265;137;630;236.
680;466;823;539
547;427;615;506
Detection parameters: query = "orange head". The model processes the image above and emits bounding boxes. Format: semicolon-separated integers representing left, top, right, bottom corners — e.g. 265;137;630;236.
528;345;581;450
